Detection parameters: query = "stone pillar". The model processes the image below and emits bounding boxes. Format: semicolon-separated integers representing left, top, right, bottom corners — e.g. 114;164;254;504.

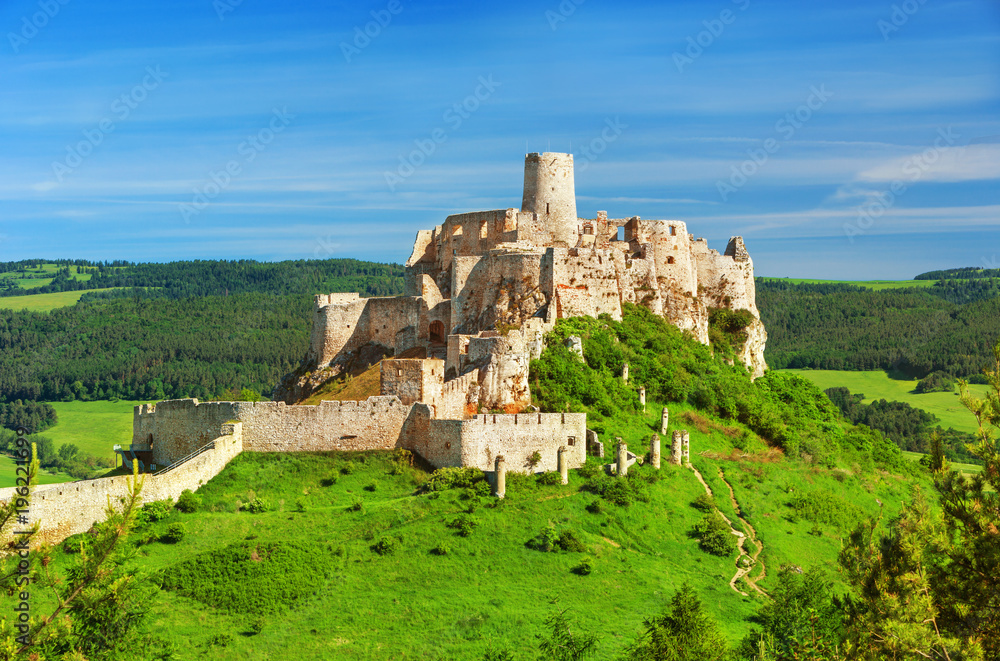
622;362;629;383
639;387;646;412
495;455;506;499
670;430;682;465
616;438;628;477
660;407;669;435
557;446;569;485
682;430;690;466
650;433;661;469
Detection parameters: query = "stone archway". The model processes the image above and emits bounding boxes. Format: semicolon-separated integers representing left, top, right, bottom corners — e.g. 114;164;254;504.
429;320;445;344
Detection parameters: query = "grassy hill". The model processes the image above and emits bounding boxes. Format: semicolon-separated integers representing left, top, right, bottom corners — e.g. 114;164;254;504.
783;369;988;435
16;305;949;660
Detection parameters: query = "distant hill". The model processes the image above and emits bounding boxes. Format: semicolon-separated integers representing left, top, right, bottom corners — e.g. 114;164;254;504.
915;266;1000;280
757;278;1000;378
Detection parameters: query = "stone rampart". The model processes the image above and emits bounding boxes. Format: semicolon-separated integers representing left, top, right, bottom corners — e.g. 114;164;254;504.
439;412;587;473
1;424;244;548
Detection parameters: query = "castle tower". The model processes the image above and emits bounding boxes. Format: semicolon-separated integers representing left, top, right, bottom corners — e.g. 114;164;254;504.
521;152;578;246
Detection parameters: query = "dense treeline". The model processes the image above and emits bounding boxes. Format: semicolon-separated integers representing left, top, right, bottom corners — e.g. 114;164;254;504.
0;293;312;403
915;266;1000;280
0;400;58;433
758;281;1000;378
0;258;405;299
823;386;979;463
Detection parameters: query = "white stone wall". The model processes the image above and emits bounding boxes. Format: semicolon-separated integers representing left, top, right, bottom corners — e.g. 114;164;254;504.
1;424;244;548
451;412;587;473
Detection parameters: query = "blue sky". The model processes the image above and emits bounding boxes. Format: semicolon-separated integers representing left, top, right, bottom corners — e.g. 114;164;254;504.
0;0;997;278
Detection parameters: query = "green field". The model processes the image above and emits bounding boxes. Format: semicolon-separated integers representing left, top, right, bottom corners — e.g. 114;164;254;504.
783;369;988;434
0;455;74;487
757;277;941;291
44;400;141;459
19;397;926;659
0;287;120;312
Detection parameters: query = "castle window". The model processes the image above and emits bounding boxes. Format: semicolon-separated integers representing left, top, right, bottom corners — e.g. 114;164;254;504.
546;203;550;214
669;226;676;236
480;220;487;240
617;226;625;241
568;436;576;446
397;369;402;377
583;224;593;235
667;256;675;264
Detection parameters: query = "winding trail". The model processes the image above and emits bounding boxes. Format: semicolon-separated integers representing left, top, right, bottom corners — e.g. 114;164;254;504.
689;463;768;598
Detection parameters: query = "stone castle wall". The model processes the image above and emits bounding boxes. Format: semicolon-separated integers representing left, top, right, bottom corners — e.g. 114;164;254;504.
135;397;413;465
309;294;424;368
452;411;587;473
1;423;244;548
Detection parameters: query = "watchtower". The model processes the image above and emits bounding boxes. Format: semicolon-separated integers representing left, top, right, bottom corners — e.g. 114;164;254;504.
521;152;578;246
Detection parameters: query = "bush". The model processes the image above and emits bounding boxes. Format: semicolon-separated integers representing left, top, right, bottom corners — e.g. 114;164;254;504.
431;543;450;556
691;493;716;512
789;489;864;531
449;515;479;537
339;461;355;475
537;471;562;486
372;536;400;555
423;466;486;492
364;480;379;492
320;475;338;487
572;557;594;575
585;500;604;515
348;499;364;512
137;499;174;524
527;524;561;552
207;633;234;648
294;497;307;513
160;523;186;544
242;497;270;514
175;489;201;513
692;511;738;557
556;530;587;553
584;475;635;507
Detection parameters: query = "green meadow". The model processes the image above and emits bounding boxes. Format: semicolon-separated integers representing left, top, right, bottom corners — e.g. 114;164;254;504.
0;455;74;487
782;369;988;435
43;400;143;459
0;288;121;313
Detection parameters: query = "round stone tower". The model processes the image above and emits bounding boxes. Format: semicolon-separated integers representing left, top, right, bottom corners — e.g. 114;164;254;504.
521;152;578;246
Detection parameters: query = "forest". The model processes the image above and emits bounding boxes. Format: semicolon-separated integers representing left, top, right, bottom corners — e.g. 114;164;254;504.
758;280;1000;378
0;258;405;299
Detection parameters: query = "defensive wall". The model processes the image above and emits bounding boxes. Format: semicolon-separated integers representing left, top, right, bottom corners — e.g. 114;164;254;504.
0;423;244;548
133;397;586;474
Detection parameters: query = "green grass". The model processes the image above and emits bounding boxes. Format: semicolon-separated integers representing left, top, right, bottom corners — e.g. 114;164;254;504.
0;455;75;487
901;450;983;475
0;288;120;312
757;277;944;291
43;400;142;459
17;396;936;660
782;369;989;435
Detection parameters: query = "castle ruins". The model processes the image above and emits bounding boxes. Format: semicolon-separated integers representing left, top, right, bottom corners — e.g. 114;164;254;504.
2;153;767;547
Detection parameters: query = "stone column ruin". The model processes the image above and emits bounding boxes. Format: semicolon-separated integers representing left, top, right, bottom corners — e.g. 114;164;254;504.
660;407;669;435
670;430;682;465
682;430;690;465
639;387;646;412
557;446;569;485
494;455;506;499
622;362;629;382
650;433;661;469
616;438;628;477
586;429;604;458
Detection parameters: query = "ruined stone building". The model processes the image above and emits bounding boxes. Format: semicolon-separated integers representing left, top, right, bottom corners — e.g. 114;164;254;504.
307;151;767;414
